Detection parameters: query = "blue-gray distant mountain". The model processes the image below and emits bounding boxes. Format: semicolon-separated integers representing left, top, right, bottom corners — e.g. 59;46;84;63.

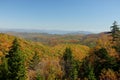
0;29;93;35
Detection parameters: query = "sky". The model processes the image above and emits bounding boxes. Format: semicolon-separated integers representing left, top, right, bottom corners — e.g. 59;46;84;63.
0;0;120;32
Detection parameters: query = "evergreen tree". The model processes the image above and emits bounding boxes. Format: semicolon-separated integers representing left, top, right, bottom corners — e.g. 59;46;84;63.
110;21;120;42
29;52;40;70
110;21;120;52
6;38;26;80
79;58;96;80
94;48;118;79
111;21;120;53
62;47;78;80
95;48;109;60
87;64;96;80
0;56;8;80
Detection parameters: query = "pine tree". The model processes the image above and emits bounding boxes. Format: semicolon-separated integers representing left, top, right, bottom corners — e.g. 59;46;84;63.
29;52;40;70
110;21;120;42
62;47;78;80
79;58;96;80
110;21;120;53
95;48;109;59
6;38;26;80
88;64;96;80
0;56;8;80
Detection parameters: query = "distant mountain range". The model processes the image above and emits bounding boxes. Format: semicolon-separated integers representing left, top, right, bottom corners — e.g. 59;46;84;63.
0;29;93;35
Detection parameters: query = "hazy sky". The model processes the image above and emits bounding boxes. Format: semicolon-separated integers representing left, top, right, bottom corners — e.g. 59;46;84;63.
0;0;120;32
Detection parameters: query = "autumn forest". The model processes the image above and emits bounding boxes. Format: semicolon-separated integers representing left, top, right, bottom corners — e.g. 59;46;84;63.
0;21;119;80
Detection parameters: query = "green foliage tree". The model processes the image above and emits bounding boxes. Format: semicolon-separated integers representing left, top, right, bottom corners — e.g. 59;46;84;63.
95;48;110;60
62;47;79;80
29;52;40;70
110;21;120;52
0;56;8;80
36;73;45;80
93;48;118;79
6;38;26;80
87;64;96;80
110;21;120;41
79;57;96;80
79;48;118;80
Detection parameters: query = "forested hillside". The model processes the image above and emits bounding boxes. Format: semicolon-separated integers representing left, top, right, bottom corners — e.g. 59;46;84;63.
0;21;120;80
0;33;90;80
7;32;100;47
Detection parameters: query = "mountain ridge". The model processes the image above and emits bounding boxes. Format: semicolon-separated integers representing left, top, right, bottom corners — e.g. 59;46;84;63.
0;29;93;35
